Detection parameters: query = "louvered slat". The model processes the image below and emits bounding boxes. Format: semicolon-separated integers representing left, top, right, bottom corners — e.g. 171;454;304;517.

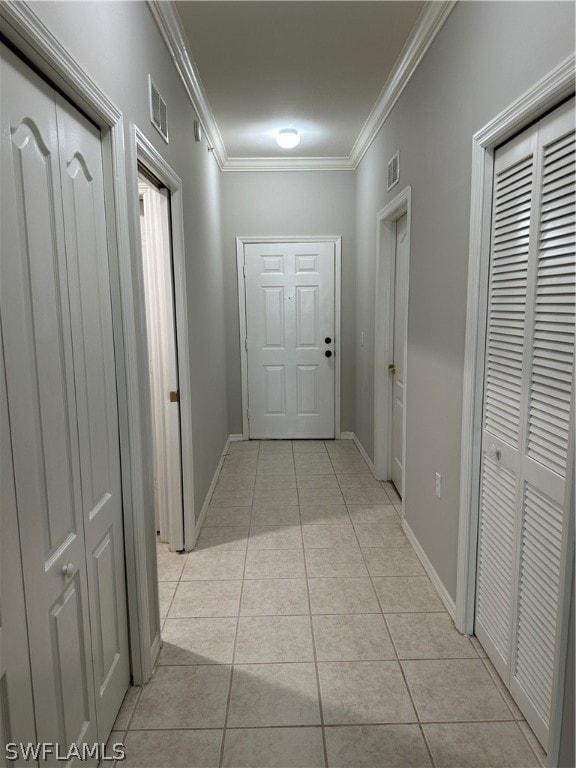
484;154;533;446
527;129;575;476
514;484;564;722
477;459;517;658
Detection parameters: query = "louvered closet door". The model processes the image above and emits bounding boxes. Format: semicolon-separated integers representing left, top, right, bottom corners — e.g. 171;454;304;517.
476;97;575;751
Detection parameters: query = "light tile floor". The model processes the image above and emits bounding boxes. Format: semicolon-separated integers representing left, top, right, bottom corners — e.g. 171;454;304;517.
110;440;547;768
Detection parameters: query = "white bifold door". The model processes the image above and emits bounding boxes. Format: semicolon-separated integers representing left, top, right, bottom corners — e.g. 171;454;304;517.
243;241;336;439
1;44;129;752
475;97;575;750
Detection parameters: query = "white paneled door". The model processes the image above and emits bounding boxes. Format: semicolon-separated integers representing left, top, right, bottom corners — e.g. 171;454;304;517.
243;241;336;438
391;214;408;496
475;97;575;750
1;44;129;749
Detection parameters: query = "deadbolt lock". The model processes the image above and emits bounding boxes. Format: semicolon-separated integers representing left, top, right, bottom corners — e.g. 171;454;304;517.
169;390;180;403
388;364;396;375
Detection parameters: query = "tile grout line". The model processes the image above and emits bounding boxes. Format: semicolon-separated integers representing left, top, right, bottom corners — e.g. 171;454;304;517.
297;439;330;768
217;441;260;768
155;440;544;767
344;478;439;768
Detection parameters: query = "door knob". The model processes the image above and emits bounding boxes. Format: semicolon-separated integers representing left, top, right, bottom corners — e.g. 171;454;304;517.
325;337;332;344
325;350;333;358
489;443;502;461
388;364;396;375
61;562;74;577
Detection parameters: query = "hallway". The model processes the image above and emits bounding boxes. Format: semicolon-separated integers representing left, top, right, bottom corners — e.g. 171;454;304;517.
110;440;546;768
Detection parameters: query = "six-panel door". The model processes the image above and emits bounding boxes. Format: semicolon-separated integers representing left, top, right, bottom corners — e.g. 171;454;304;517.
244;241;335;438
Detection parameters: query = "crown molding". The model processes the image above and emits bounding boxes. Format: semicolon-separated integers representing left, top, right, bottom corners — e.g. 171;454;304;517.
349;0;456;167
147;0;227;169
222;156;355;172
149;0;456;172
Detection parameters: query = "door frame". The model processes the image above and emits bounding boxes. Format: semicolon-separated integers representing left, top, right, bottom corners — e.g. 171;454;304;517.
373;187;411;502
236;236;342;440
456;53;575;764
132;127;195;553
0;2;159;684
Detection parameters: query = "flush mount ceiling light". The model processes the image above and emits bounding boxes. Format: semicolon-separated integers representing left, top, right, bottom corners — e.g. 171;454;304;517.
275;128;300;149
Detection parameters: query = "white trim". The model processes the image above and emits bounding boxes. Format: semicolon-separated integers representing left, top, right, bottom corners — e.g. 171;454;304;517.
351;434;376;476
228;434;245;443
373;187;412;503
236;236;342;441
191;437;232;546
147;0;226;169
0;0;161;685
457;54;575;766
403;520;457;621
339;431;354;441
147;0;454;172
131;127;196;553
349;1;455;167
456;53;575;635
223;156;355;172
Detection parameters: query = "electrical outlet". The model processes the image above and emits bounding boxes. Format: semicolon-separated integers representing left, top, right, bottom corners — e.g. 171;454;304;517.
435;472;442;499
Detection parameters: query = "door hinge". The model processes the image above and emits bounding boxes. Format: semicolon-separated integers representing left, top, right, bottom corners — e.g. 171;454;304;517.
243;265;246;278
245;338;248;351
169;390;180;403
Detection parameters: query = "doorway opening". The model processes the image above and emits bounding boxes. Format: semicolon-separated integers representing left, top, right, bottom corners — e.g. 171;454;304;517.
374;187;412;503
138;167;185;551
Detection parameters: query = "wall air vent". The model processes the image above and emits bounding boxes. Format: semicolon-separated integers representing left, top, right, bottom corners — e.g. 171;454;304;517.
387;151;400;191
149;76;168;143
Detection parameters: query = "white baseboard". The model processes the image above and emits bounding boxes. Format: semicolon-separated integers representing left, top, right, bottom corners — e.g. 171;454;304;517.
229;434;245;442
402;518;456;620
191;436;232;547
351;433;376;475
338;431;378;477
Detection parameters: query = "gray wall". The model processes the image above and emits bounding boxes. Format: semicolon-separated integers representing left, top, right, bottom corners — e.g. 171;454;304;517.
222;170;355;434
28;1;230;523
353;0;575;600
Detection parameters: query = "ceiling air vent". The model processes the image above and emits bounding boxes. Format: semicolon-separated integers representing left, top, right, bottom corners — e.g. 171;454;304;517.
387;151;400;191
149;76;168;143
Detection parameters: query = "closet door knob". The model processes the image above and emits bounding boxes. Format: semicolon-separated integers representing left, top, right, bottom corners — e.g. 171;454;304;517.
325;337;332;344
489;444;502;461
325;350;333;358
61;562;74;577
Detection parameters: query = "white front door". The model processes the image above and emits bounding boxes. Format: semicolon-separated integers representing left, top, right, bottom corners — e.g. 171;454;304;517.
243;241;336;438
139;174;184;551
1;43;129;748
391;214;408;496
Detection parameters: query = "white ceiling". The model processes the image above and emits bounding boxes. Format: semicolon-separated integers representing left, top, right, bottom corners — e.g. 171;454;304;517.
173;1;428;162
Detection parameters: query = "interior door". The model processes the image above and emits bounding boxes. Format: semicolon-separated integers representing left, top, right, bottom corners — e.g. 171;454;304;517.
391;214;408;495
1;43;129;749
475;97;575;750
244;241;335;439
57;94;130;739
139;174;184;550
1;336;37;764
1;43;99;752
